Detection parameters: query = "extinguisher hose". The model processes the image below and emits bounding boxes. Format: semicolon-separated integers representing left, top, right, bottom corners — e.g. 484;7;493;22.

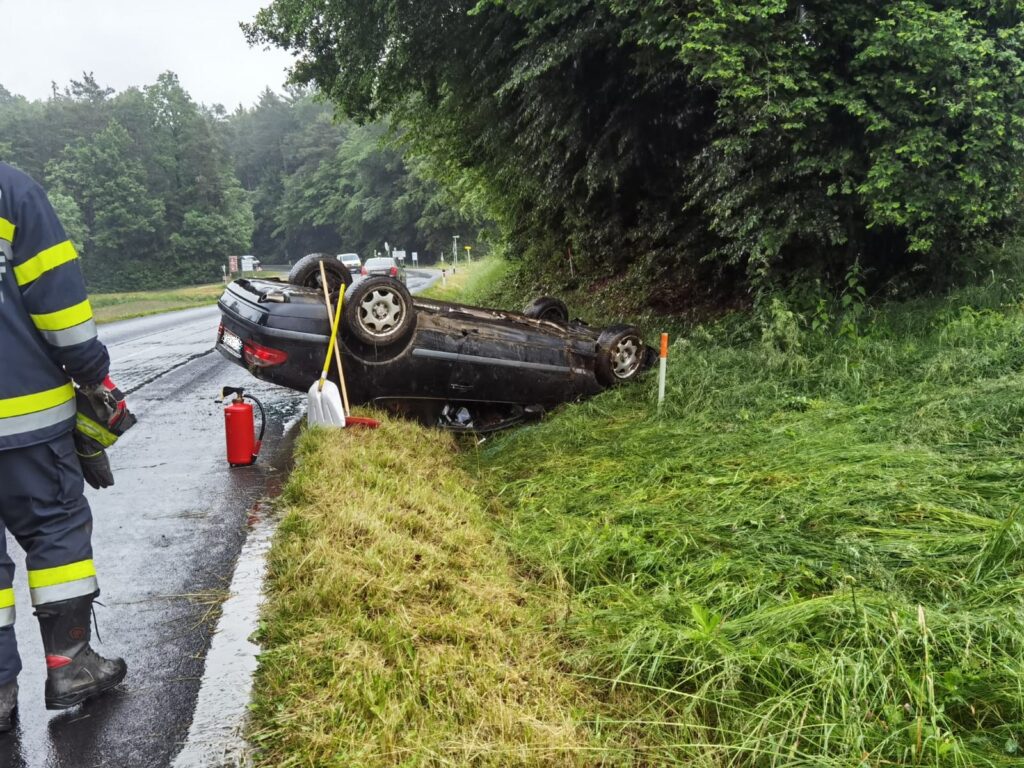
244;395;267;444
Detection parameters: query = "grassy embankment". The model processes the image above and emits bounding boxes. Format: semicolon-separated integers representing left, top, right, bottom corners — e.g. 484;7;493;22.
250;423;636;766
252;256;1024;766
419;257;510;303
468;267;1024;766
91;282;227;323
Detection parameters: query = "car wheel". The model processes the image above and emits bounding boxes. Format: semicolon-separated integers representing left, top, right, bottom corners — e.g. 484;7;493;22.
523;296;569;323
343;276;416;347
288;253;352;294
595;325;646;386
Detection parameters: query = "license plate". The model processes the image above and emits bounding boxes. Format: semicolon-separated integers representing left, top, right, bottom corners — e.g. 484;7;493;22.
221;328;243;357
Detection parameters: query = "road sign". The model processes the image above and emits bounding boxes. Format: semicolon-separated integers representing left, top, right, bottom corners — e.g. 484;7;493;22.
228;255;239;273
412;252;418;265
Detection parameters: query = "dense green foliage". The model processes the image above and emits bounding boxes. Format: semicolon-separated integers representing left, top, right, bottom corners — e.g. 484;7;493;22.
247;1;1024;300
468;265;1024;764
0;75;250;289
0;75;481;290
226;90;483;264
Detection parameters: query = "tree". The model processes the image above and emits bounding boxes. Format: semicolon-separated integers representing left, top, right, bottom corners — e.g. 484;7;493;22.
246;0;1024;298
1;71;475;287
225;91;483;262
48;191;88;254
46;121;166;290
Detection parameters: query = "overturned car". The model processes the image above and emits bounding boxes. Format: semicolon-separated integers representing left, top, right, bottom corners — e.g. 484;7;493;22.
216;261;654;432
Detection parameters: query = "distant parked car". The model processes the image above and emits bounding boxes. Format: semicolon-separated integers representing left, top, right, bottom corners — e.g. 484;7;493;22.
337;253;361;274
361;256;407;284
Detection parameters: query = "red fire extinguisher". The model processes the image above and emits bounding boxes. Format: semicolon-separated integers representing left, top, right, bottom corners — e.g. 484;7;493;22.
221;386;266;467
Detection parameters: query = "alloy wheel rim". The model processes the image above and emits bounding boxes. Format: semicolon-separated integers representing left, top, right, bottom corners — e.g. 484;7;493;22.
612;337;642;379
359;289;404;336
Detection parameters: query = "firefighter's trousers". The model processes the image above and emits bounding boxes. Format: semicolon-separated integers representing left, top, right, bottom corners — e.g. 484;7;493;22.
0;432;98;683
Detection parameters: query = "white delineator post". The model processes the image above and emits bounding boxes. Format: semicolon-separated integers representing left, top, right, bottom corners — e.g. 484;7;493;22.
658;333;669;409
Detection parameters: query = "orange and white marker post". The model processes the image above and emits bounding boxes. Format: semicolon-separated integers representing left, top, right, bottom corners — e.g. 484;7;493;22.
658;333;669;409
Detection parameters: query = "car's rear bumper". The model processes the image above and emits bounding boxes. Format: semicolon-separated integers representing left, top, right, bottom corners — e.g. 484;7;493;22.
217;297;328;392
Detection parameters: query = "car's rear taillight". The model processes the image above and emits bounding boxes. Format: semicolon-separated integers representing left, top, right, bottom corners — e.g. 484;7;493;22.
243;340;289;367
360;265;368;275
389;266;398;277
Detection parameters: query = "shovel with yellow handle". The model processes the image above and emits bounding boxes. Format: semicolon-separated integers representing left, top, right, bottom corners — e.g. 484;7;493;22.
307;261;346;427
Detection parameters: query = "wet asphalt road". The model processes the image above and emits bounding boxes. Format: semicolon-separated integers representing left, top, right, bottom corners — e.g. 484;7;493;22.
0;304;302;768
0;269;440;768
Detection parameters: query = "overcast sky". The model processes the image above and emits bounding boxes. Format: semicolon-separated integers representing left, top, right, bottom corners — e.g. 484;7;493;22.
0;0;296;108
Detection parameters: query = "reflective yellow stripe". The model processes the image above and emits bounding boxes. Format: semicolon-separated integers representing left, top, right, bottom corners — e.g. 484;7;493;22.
30;299;93;332
76;413;118;448
0;217;13;242
27;559;96;590
0;590;13;609
0;383;74;419
13;240;77;286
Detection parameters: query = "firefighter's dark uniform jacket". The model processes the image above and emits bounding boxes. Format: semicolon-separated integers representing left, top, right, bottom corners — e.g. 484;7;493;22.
0;162;107;684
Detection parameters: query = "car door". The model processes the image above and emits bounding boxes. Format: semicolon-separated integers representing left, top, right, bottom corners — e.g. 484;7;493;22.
448;315;574;405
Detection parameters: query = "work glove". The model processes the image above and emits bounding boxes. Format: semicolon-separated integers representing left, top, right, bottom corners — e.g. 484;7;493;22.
77;377;137;438
74;377;137;490
73;432;115;490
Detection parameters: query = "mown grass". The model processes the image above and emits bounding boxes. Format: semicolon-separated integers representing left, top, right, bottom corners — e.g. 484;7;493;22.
91;272;285;323
467;279;1024;765
248;422;642;767
419;257;511;305
91;282;227;323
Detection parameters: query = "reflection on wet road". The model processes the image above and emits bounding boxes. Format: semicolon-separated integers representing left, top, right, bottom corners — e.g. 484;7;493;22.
1;305;303;768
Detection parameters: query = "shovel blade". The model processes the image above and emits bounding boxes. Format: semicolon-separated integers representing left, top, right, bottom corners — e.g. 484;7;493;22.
307;379;346;428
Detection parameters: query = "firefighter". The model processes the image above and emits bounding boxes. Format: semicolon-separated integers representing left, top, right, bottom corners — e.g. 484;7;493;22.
0;162;134;728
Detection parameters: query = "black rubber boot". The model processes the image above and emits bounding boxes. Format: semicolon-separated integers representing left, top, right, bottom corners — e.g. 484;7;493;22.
0;680;16;732
35;593;126;710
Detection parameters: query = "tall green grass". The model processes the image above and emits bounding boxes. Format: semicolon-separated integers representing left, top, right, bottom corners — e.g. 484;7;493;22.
420;257;511;304
471;283;1024;765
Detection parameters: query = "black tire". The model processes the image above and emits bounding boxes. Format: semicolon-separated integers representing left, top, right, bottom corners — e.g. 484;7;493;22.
523;296;570;323
288;253;352;294
595;325;646;386
343;276;416;347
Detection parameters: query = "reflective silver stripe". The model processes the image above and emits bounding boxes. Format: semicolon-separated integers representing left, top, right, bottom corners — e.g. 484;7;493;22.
0;398;76;438
38;318;98;348
0;240;11;260
0;607;13;628
30;575;99;606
